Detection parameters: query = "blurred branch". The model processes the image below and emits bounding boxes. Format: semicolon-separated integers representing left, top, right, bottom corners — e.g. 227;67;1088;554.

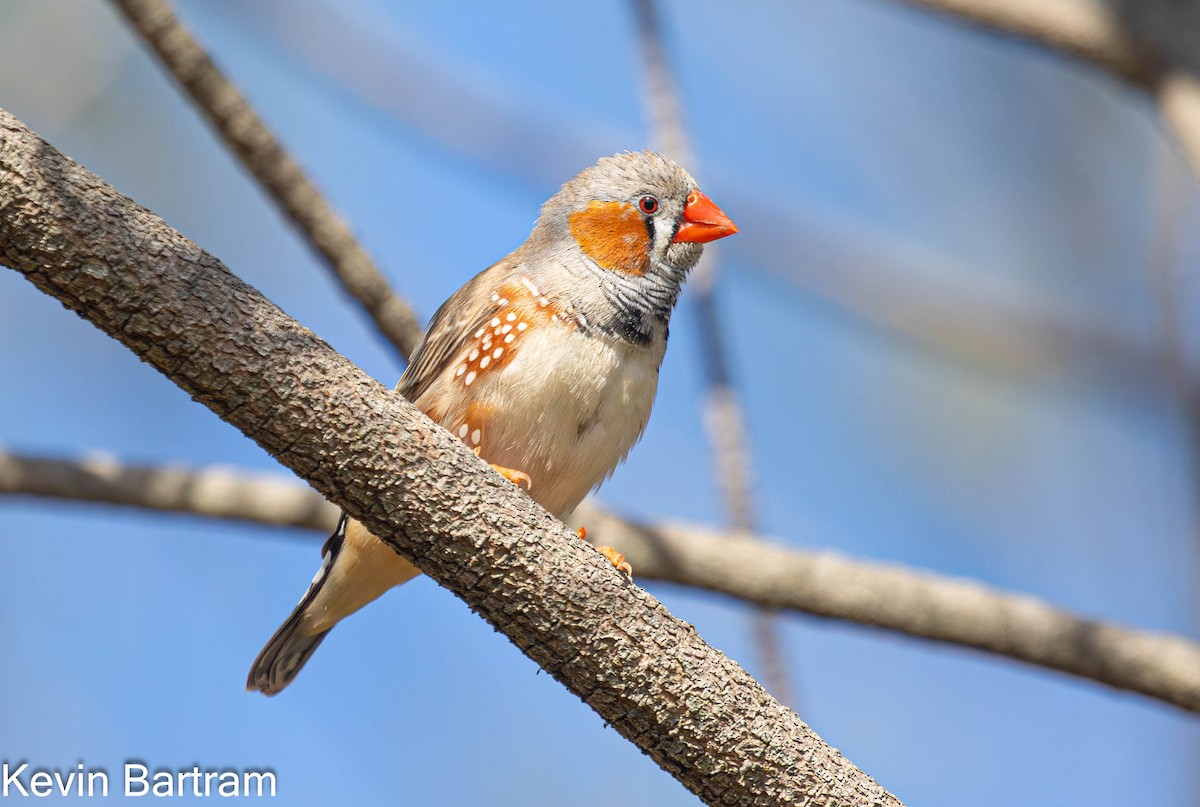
630;0;791;706
894;0;1200;177
574;506;1200;716
0;106;899;807
219;0;618;193
109;0;424;359
0;450;339;531
896;0;1152;82
5;447;1200;716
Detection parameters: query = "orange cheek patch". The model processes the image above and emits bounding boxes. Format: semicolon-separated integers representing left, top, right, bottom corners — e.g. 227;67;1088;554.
568;201;651;275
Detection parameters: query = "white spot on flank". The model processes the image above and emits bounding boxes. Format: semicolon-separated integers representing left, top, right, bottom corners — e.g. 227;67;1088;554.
501;324;512;334
538;299;548;307
490;317;501;327
480;355;491;369
474;328;485;338
498;298;509;306
491;292;500;302
506;312;517;322
458;424;468;438
493;347;503;359
471;429;481;445
517;322;528;331
468;348;479;361
456;364;467;376
504;333;515;343
464;370;477;385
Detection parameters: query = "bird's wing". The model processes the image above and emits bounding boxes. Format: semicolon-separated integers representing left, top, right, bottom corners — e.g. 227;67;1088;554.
396;258;516;402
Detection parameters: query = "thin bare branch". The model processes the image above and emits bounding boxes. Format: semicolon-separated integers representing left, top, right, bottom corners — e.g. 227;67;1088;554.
6;447;1200;716
572;505;1200;716
0;105;900;807
630;0;791;705
1156;70;1200;178
896;0;1154;84
894;0;1200;176
0;450;339;531
108;0;424;358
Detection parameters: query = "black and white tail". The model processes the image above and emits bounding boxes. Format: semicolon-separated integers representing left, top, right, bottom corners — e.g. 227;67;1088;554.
246;515;347;696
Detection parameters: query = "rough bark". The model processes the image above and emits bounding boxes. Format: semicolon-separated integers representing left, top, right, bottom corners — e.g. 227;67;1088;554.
0;107;901;806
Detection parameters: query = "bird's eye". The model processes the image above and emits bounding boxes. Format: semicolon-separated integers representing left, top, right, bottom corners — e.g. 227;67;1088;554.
638;195;659;215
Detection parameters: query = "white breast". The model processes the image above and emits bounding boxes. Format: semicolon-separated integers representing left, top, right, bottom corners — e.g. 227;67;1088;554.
454;324;664;518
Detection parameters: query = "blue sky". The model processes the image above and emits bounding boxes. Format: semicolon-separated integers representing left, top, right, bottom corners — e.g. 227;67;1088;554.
1;1;1199;804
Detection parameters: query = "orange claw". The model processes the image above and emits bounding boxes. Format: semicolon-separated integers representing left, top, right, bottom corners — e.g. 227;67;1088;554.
472;446;532;490
491;464;532;489
575;526;631;577
596;545;633;579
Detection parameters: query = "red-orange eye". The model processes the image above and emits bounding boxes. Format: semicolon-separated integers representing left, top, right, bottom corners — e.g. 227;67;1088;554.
638;195;659;215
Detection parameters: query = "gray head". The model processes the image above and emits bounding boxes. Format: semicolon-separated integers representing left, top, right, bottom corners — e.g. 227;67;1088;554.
534;151;736;281
523;151;737;343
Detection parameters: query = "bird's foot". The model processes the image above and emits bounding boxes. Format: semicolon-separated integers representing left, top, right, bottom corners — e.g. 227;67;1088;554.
575;527;632;579
473;447;532;489
597;546;633;579
492;464;532;489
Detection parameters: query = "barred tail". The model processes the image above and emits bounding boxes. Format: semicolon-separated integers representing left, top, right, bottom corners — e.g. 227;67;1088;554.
246;515;347;696
246;609;331;696
247;513;422;695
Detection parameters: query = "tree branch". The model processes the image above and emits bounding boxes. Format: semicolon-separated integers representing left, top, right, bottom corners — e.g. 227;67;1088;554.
5;447;1200;716
573;506;1200;716
108;0;424;359
0;449;340;531
629;0;792;706
892;0;1200;175
0;106;900;806
895;0;1154;84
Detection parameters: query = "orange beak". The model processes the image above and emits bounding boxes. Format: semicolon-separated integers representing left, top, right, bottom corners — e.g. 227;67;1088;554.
672;189;738;243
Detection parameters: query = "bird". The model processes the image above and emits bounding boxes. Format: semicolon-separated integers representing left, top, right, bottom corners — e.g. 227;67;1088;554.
247;151;737;696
